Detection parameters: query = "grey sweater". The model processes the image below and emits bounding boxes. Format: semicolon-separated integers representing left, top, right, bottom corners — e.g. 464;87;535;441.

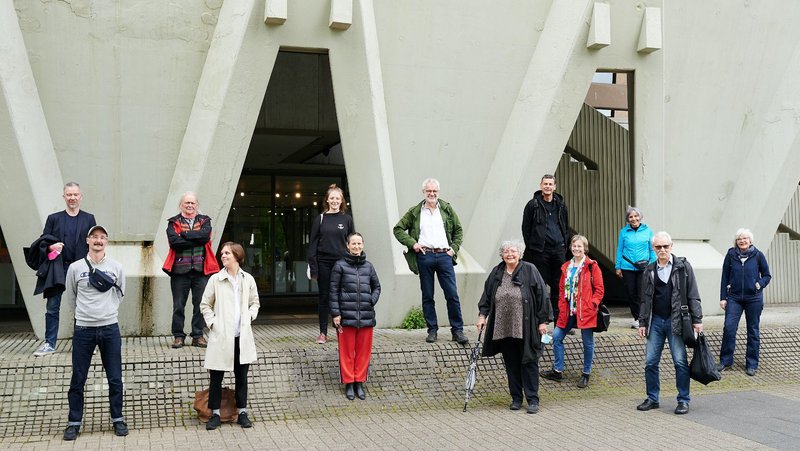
64;256;125;327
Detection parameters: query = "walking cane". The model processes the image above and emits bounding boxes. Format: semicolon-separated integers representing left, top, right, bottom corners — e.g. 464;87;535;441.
463;327;484;412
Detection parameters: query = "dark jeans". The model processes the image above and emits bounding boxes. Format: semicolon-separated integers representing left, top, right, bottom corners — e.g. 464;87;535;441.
645;314;690;404
416;252;464;334
527;247;566;320
170;270;210;339
68;323;124;425
621;269;644;320
209;337;249;410
45;292;63;346
719;297;763;370
316;257;338;335
499;338;540;406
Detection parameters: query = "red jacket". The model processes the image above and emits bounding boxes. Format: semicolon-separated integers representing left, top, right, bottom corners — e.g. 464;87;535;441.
162;214;220;276
556;256;604;329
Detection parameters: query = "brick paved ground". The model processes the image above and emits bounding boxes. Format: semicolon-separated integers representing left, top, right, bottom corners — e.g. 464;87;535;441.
1;305;798;449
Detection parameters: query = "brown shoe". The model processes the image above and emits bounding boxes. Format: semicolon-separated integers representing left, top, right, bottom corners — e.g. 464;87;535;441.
192;336;207;348
171;337;184;349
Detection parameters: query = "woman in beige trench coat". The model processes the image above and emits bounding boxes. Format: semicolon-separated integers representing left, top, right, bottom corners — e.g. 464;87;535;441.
200;242;260;430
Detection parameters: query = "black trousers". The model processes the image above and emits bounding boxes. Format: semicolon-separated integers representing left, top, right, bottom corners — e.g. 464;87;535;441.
527;248;566;320
170;270;210;339
499;338;540;406
208;337;249;410
621;269;644;320
316;257;338;335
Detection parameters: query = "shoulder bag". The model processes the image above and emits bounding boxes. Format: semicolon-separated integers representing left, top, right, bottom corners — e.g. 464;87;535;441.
679;261;697;348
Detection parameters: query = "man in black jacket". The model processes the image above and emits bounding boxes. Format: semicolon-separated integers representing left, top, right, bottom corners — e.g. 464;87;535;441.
33;182;96;357
521;174;569;321
636;231;703;415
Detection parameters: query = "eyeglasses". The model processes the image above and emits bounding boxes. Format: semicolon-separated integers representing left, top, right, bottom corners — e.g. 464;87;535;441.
654;245;670;250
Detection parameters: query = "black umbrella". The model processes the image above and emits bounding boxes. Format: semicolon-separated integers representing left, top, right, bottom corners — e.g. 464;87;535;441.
463;328;484;412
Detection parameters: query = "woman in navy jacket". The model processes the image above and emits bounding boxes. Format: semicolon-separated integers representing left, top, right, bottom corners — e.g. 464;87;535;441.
330;233;381;401
718;228;771;376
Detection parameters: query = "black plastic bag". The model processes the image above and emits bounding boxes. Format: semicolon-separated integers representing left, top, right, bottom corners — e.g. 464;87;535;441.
690;333;721;385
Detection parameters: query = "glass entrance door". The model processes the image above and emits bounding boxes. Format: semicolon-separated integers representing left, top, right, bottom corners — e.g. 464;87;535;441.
221;174;347;296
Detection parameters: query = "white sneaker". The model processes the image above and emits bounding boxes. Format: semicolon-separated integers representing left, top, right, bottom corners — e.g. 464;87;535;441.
33;342;56;356
631;320;640;329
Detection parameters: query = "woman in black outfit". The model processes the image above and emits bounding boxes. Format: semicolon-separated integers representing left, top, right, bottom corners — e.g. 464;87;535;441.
308;184;354;344
476;239;551;414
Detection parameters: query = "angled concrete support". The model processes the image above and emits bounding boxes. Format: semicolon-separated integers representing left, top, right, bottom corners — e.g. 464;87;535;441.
0;1;65;339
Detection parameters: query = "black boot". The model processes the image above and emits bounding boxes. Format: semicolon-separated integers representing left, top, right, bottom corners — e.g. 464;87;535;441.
355;382;366;400
345;383;355;400
577;373;590;388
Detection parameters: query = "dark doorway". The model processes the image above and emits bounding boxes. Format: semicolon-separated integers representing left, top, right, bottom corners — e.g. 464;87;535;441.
556;71;635;305
221;49;346;321
0;226;31;331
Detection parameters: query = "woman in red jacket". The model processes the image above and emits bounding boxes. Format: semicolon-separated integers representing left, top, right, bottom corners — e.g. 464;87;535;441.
540;235;604;388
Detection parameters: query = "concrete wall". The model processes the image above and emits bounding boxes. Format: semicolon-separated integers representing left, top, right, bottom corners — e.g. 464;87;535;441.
1;0;799;338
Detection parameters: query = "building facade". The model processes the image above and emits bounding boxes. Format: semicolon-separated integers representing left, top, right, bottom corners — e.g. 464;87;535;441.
1;0;799;338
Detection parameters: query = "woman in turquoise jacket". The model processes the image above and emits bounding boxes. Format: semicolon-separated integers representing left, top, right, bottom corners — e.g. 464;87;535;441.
614;207;656;328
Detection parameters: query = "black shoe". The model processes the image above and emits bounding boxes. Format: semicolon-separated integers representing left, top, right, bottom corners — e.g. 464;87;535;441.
452;330;469;345
206;414;221;430
715;363;732;372
113;421;129;437
540;369;563;382
745;367;757;377
237;412;253;428
354;382;366;400
526;403;539;414
345;383;355;400
63;425;80;441
577;373;590;389
636;399;659;411
426;331;437;343
674;402;689;415
509;400;521;411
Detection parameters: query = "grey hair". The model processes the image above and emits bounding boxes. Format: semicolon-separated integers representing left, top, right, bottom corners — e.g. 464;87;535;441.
498;239;525;257
421;178;440;191
734;228;754;245
625;206;643;222
570;234;589;250
178;191;199;208
652;231;673;245
63;182;81;191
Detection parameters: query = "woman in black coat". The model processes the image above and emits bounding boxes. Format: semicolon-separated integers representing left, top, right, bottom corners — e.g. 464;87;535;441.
330;233;381;401
476;239;552;414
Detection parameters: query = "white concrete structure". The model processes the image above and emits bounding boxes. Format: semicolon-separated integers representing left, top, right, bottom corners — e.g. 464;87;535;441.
1;0;799;338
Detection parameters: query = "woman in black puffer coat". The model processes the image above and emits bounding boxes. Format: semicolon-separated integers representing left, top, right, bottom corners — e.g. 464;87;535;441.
330;232;381;401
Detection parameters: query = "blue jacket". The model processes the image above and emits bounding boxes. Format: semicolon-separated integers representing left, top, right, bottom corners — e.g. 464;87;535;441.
614;223;656;271
720;246;771;301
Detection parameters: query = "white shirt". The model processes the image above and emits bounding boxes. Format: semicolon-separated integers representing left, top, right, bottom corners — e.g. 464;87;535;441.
418;202;450;249
230;270;242;338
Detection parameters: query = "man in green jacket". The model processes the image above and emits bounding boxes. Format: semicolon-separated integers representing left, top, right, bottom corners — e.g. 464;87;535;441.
393;178;468;345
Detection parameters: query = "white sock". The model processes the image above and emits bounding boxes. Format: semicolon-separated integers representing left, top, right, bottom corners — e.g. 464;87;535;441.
212;409;220;416
238;408;246;414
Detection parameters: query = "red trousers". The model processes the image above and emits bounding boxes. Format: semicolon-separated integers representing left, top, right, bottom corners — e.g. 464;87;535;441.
337;326;374;383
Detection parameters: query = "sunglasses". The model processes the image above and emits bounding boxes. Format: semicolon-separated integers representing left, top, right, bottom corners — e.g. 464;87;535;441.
654;245;670;250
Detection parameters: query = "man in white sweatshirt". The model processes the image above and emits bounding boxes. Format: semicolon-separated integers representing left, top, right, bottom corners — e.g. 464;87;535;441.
61;225;128;441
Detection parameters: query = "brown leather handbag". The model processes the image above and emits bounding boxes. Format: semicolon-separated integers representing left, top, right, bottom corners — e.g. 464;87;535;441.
193;388;238;423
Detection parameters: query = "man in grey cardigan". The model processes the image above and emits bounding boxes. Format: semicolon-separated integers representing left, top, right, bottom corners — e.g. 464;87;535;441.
62;225;128;441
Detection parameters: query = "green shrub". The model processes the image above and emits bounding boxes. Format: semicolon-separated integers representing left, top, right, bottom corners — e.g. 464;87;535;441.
401;306;426;330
